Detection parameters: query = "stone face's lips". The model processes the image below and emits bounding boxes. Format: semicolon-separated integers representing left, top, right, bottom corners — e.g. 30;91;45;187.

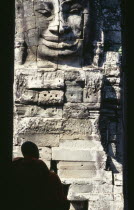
40;38;78;49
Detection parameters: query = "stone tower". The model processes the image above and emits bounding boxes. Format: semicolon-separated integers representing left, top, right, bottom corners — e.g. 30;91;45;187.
14;0;123;209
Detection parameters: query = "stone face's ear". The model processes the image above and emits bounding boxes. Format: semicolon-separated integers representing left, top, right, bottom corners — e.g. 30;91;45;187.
15;0;24;19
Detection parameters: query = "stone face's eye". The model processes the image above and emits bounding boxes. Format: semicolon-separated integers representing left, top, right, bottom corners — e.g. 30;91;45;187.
36;9;52;18
70;8;80;14
69;4;83;14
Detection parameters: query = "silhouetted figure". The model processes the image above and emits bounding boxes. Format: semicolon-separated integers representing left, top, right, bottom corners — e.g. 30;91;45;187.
10;141;69;210
48;170;70;210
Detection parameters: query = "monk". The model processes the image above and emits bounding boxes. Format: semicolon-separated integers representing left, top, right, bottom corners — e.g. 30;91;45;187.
10;141;69;210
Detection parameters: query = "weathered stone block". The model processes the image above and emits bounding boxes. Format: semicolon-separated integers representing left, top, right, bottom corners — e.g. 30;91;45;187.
15;47;25;64
15;73;27;95
83;71;103;103
105;51;120;65
17;118;63;134
114;186;123;194
114;193;123;202
83;88;101;103
65;86;83;103
52;148;106;162
60;118;93;140
15;104;63;118
27;70;64;90
63;103;100;119
39;147;52;160
37;70;64;89
104;65;120;77
108;201;124;210
60;133;100;141
114;173;123;186
27;73;44;89
16;89;39;104
64;70;85;82
105;77;120;86
85;70;103;86
88;200;117;210
43;70;64;80
17;133;59;147
63;118;92;134
93;184;113;194
38;90;64;105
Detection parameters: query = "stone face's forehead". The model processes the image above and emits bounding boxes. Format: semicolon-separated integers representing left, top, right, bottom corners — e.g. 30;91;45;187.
35;0;53;2
34;0;86;6
34;0;57;6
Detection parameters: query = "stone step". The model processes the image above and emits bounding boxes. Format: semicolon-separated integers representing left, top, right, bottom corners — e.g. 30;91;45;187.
52;148;106;161
59;140;104;151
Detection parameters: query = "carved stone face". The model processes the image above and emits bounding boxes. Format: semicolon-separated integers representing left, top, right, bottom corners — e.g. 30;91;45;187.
24;0;89;59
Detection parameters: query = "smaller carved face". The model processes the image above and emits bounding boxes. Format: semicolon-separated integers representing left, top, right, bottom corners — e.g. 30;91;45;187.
24;0;89;59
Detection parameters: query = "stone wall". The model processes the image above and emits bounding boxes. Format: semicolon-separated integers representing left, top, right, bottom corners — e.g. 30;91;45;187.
13;0;123;209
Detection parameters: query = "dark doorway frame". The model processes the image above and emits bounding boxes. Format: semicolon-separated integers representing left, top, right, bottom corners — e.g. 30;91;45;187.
0;1;15;209
121;0;128;209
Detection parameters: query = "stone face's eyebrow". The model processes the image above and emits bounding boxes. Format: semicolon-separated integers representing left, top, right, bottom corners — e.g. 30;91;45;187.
60;0;83;6
70;3;83;9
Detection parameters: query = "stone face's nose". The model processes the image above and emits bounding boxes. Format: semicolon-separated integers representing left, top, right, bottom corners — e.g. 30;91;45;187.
49;25;59;36
49;11;70;36
59;23;70;35
48;12;59;35
59;12;70;35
